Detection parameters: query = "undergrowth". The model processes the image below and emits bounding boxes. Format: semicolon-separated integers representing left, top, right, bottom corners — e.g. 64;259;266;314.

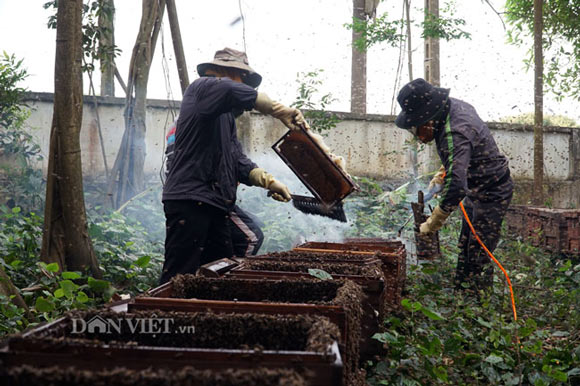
366;228;580;386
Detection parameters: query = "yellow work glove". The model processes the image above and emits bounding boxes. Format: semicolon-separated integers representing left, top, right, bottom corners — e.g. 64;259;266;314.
248;168;292;202
254;92;310;131
428;165;446;191
419;205;450;234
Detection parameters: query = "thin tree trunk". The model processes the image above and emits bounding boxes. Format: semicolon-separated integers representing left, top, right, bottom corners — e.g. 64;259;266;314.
41;0;101;277
533;0;544;205
424;0;440;86
0;265;34;321
424;0;441;173
405;0;413;82
108;0;166;208
114;65;128;95
98;0;115;96
351;0;367;115
405;0;419;180
166;0;189;95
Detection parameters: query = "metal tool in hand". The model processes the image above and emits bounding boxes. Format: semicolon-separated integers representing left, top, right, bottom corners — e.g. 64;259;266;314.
423;183;443;202
267;191;347;222
397;183;443;236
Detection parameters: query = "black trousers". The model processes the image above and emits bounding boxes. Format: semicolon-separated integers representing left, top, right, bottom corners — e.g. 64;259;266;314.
160;200;233;285
455;191;512;290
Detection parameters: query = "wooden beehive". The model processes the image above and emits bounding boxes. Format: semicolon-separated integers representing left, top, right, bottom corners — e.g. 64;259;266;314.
0;310;343;386
131;275;363;385
505;205;580;256
0;366;307;386
293;240;407;312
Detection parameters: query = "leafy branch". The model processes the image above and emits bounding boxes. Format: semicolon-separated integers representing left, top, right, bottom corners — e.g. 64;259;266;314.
291;69;340;134
505;0;580;101
43;0;121;73
344;1;471;52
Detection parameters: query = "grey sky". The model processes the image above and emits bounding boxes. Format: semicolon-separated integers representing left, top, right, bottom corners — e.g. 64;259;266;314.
0;0;578;123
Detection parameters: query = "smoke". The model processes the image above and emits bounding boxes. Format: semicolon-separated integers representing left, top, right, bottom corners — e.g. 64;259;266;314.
122;154;433;258
236;154;353;252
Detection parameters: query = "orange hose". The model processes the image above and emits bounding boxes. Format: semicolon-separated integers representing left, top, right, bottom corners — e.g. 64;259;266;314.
459;201;517;322
438;169;517;320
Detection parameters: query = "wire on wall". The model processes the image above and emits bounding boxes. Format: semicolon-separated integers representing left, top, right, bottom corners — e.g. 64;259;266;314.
238;0;247;53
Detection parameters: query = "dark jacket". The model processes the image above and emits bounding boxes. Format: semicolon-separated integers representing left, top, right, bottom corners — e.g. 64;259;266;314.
435;97;512;212
162;77;258;211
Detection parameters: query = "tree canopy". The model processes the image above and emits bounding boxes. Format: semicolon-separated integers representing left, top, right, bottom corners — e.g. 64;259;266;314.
505;0;580;101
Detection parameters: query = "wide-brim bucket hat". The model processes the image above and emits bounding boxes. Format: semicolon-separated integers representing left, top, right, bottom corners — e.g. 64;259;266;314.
395;78;450;131
197;47;262;88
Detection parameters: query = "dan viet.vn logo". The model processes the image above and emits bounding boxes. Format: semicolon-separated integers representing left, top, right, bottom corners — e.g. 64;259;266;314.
71;314;195;335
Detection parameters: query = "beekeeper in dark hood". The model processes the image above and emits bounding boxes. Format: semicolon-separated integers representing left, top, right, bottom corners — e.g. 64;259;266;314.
395;78;513;291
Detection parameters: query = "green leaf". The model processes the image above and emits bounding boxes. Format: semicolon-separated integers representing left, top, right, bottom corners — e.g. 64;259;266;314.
421;265;437;274
485;354;504;364
568;368;580;377
373;331;398;344
35;297;55;313
401;299;422;312
53;288;64;298
502;373;520;386
61;271;81;280
476;317;492;328
88;277;111;292
550;370;567;382
45;262;59;273
433;366;448;382
59;280;77;299
462;353;481;365
444;337;462;354
134;255;151;268
558;260;572;272
11;207;21;214
420;306;445;321
76;291;89;304
308;268;333;281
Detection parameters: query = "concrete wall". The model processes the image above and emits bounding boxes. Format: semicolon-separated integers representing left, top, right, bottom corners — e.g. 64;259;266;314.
21;92;580;207
23;92;178;179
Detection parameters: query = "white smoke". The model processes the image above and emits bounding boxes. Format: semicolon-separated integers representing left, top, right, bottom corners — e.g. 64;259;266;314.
236;154;353;252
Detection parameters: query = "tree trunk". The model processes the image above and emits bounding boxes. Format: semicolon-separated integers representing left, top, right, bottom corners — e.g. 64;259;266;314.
533;0;544;205
108;0;166;208
405;0;419;180
166;0;189;95
40;0;101;278
98;0;116;96
424;0;440;86
423;0;441;174
405;0;413;82
351;0;367;115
